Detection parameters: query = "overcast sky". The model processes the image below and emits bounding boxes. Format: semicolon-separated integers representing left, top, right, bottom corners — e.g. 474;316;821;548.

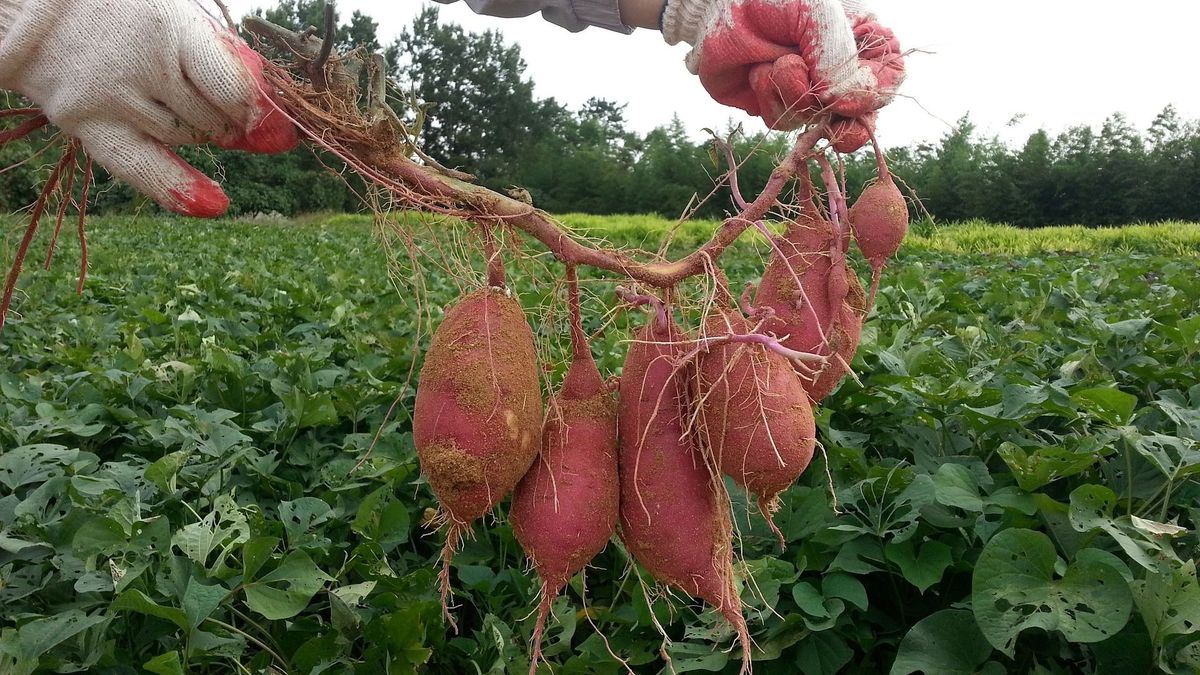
228;1;1200;148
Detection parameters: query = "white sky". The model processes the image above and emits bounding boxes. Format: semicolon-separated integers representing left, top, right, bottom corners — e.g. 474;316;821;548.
228;0;1200;148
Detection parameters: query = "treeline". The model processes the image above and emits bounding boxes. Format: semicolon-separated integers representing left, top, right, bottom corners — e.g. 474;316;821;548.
2;3;1199;226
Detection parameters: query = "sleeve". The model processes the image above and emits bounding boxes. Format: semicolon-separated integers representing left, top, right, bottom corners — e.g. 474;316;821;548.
432;0;633;34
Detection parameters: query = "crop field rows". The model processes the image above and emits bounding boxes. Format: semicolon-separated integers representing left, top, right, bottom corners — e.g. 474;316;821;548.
1;216;1198;674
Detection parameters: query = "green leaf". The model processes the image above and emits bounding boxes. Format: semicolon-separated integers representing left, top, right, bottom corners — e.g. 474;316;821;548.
795;632;853;675
790;582;844;631
931;464;985;512
244;551;333;620
145;451;190;494
827;537;885;575
8;611;107;661
891;609;995;675
111;590;189;631
143;651;184;675
666;641;729;673
823;574;868;611
72;517;128;557
972;528;1132;656
0;445;79;491
1072;387;1138;425
279;386;339;429
1131;559;1200;670
885;539;953;593
1068;484;1177;572
171;499;250;569
181;579;228;630
242;537;278;581
279;497;333;548
997;442;1105;491
792;582;830;618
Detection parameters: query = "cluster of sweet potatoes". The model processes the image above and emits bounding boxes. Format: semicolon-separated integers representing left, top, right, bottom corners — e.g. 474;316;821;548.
411;159;908;672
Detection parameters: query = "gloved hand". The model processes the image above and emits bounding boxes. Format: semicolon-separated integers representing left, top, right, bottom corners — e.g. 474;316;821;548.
661;0;904;151
0;0;298;217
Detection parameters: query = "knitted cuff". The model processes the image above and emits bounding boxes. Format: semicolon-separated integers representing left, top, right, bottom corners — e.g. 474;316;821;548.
841;0;874;19
571;0;634;34
661;0;718;46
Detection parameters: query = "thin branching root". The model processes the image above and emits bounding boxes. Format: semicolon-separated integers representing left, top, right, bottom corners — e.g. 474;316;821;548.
1;125;93;330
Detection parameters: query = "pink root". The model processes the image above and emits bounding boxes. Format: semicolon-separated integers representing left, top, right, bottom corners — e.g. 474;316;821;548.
527;584;556;675
438;522;466;634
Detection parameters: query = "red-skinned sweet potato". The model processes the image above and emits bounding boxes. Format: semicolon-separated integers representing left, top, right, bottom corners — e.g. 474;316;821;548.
850;173;908;268
850;147;910;307
511;275;618;674
698;307;816;543
618;306;750;670
413;288;543;626
754;204;867;403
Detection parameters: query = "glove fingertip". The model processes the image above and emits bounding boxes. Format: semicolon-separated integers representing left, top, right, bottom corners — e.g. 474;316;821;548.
211;37;299;154
167;178;230;218
220;106;299;154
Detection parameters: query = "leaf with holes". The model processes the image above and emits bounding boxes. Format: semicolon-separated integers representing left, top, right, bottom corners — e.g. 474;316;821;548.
997;441;1108;492
972;528;1132;656
1069;484;1178;572
1132;559;1200;670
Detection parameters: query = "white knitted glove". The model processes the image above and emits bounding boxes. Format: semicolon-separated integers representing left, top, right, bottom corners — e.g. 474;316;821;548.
0;0;297;217
661;0;904;139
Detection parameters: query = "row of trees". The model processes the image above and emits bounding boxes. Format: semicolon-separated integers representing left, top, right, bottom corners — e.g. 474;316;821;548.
2;2;1199;226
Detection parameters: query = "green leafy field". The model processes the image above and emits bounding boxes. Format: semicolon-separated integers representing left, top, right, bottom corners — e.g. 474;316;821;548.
1;216;1199;674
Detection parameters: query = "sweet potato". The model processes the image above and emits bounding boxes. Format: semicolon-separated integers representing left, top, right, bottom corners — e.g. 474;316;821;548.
413;288;543;626
850;148;910;307
754;206;866;403
849;173;908;268
698;308;816;542
511;278;618;673
617;307;750;669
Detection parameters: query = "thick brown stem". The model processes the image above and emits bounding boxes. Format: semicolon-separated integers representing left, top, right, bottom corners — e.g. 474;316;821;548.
312;3;337;91
365;126;826;288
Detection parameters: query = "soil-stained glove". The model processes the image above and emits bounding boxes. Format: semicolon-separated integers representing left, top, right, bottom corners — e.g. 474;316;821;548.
662;0;904;150
0;0;298;217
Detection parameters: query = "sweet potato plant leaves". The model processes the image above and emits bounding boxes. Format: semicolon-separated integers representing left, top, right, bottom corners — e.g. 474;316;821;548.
1;216;1198;672
972;529;1132;656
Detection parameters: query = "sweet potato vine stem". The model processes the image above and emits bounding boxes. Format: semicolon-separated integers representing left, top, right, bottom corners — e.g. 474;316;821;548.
246;18;832;290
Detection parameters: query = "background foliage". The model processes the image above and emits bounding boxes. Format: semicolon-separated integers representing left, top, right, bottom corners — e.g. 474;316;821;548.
3;4;1200;225
1;215;1198;673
